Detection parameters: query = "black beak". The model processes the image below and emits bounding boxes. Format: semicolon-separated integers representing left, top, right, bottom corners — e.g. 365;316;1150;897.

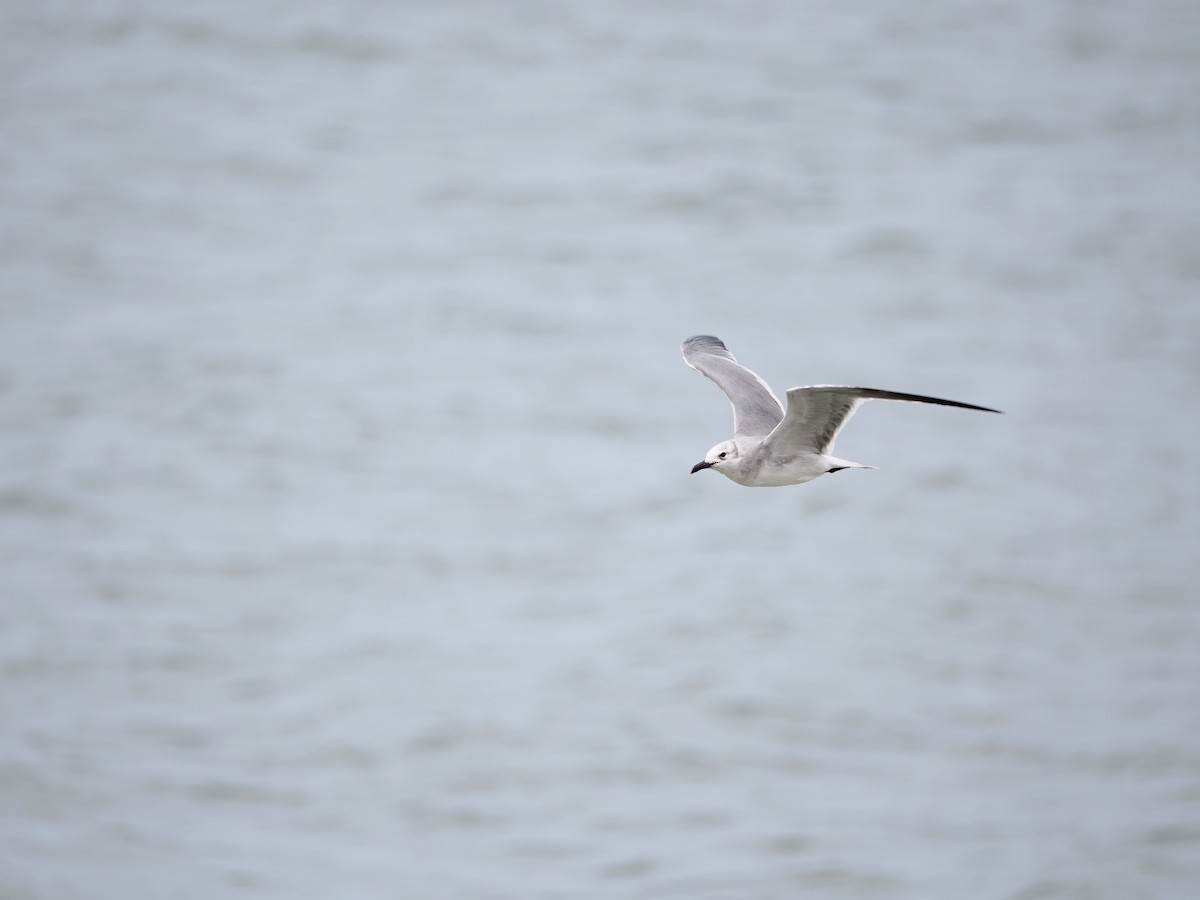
691;460;713;474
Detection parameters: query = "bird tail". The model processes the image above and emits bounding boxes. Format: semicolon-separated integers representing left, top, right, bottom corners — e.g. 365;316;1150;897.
825;456;876;474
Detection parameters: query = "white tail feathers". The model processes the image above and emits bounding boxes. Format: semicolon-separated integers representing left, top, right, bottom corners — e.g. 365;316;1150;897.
825;457;876;474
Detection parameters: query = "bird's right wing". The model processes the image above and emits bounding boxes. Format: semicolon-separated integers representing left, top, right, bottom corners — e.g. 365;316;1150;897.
682;335;785;438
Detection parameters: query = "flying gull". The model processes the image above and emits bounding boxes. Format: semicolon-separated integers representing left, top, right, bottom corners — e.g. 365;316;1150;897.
683;335;1001;487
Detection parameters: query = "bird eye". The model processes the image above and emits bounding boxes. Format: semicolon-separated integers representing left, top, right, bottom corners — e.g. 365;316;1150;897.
718;451;727;460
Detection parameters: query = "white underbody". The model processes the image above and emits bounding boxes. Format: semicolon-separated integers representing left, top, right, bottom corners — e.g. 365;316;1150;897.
723;456;868;486
707;438;872;487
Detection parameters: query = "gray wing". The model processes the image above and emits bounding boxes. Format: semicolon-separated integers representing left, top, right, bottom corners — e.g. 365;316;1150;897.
682;335;785;438
763;385;1002;454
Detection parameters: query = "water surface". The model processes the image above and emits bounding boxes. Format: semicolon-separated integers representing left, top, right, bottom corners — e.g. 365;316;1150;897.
2;2;1199;898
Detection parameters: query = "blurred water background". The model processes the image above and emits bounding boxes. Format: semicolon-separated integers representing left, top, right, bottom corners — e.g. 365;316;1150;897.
3;1;1199;898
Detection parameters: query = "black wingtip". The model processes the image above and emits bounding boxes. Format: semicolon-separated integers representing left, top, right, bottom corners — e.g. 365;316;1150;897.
953;402;1003;414
848;387;1003;414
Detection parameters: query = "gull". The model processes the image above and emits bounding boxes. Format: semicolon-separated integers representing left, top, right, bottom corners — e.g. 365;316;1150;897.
683;335;1001;487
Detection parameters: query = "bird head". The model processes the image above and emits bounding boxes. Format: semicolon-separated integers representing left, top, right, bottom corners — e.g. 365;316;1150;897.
691;440;739;474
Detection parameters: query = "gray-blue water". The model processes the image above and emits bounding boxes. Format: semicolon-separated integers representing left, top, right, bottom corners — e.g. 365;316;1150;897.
2;2;1199;898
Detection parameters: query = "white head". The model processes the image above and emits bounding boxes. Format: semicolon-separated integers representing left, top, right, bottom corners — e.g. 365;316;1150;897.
691;439;740;475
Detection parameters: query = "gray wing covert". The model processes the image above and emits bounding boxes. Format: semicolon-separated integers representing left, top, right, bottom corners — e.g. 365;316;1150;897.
766;388;867;455
766;385;1002;455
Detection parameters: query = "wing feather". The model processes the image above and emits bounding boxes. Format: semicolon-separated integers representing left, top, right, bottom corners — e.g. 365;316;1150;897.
682;335;785;438
764;385;1001;454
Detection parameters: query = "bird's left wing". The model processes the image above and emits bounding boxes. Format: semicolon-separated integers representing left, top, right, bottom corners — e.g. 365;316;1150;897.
763;386;1001;455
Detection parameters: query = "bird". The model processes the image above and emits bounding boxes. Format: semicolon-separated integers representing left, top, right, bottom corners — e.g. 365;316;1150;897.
682;334;1001;487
